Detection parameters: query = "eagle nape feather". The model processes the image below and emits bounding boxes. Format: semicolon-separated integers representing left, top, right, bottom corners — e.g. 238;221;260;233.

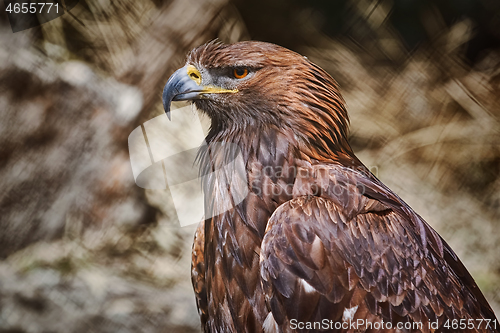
162;41;498;333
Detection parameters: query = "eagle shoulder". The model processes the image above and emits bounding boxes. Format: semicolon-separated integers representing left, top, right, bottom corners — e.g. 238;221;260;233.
259;164;497;332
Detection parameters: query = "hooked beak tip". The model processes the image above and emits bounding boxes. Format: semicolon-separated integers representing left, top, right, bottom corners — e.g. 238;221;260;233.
162;65;200;121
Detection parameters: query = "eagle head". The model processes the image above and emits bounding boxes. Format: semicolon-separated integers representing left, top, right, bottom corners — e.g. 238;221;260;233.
162;41;353;157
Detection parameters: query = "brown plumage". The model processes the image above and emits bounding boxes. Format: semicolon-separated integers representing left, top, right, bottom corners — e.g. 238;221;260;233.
162;41;498;332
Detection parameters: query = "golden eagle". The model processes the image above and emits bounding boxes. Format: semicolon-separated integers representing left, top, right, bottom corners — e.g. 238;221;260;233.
162;41;498;332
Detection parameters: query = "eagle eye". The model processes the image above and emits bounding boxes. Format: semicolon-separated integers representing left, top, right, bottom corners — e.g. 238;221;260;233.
233;68;248;79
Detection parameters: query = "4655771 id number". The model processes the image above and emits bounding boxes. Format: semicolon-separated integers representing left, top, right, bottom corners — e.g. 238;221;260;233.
5;2;59;14
444;318;497;330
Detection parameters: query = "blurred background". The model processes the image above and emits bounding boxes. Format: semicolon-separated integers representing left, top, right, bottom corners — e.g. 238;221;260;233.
0;0;499;332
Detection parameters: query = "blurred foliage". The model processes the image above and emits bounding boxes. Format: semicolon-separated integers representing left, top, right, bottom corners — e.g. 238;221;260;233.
0;0;499;332
234;0;500;63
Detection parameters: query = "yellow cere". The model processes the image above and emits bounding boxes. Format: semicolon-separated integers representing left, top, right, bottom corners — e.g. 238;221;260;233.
186;65;238;94
186;65;202;85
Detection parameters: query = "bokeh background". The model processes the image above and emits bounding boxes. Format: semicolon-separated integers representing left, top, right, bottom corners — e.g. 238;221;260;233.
1;0;499;332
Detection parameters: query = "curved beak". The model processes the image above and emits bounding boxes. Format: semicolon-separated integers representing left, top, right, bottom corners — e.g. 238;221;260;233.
162;66;202;120
162;65;238;120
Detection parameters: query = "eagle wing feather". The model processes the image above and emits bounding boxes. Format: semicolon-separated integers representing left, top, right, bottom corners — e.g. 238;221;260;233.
259;165;496;332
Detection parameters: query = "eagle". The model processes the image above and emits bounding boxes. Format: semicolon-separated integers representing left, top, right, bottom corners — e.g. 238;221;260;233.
162;41;498;332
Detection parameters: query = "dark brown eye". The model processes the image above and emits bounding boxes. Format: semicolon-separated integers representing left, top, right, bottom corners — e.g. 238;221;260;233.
233;68;248;79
